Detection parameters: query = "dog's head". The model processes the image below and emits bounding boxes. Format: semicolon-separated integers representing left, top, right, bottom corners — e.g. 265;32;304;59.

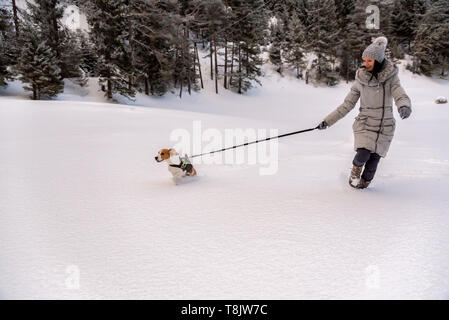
155;148;178;163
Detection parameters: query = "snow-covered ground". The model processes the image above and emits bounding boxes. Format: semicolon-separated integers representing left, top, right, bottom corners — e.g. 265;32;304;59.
1;58;449;299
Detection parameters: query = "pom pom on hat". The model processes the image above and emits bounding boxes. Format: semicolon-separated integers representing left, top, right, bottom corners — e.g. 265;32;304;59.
373;36;388;48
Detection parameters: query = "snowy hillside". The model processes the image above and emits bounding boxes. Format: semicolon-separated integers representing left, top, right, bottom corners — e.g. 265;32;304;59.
1;60;449;299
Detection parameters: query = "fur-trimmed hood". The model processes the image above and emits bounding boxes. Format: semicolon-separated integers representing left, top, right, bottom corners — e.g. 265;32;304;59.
356;59;398;86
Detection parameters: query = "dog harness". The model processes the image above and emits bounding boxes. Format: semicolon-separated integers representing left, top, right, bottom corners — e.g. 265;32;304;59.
169;162;193;172
169;156;192;172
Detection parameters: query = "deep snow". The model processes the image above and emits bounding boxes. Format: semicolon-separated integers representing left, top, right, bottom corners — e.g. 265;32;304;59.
1;57;449;299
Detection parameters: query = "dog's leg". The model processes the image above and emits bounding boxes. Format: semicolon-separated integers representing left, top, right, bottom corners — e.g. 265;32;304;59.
172;170;185;185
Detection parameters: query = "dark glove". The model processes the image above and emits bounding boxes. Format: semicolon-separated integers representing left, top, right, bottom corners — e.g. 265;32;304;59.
317;121;328;130
399;106;411;119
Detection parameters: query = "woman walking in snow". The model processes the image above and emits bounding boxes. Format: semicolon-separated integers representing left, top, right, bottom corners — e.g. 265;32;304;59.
317;37;412;189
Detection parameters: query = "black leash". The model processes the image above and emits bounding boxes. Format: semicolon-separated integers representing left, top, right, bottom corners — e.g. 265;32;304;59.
189;125;320;159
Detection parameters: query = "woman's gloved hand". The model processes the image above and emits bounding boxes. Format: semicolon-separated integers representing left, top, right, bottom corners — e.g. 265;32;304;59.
399;106;411;119
317;121;328;130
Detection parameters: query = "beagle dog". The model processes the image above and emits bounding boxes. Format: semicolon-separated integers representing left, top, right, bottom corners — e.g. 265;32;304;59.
155;148;197;183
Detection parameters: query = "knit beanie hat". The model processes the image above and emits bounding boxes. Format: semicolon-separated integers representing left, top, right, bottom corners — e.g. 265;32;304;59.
362;36;388;62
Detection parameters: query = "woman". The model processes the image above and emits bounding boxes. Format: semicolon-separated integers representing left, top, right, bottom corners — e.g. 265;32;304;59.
317;37;412;189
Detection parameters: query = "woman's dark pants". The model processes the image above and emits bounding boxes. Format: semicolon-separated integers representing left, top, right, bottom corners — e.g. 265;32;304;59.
353;148;381;182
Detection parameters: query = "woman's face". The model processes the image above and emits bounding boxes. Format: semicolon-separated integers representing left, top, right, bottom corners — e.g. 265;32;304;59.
363;57;375;72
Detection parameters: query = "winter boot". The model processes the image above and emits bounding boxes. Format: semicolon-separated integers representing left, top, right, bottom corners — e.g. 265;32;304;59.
357;178;371;189
349;165;363;188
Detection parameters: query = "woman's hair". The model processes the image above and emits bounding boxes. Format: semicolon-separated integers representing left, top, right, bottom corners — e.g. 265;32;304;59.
372;59;386;75
368;59;386;82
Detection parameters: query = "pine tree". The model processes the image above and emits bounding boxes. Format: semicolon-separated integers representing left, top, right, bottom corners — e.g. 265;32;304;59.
10;0;20;39
412;0;449;77
84;0;136;99
221;0;233;90
377;0;395;40
390;0;428;53
178;0;195;16
0;6;13;44
228;0;267;94
0;7;14;87
24;0;63;54
269;18;284;74
283;12;307;79
0;52;8;87
130;0;179;96
60;29;88;86
191;0;227;94
272;1;288;28
22;0;85;83
344;1;370;79
334;0;356;82
77;30;98;77
16;24;64;100
270;0;306;29
306;0;340;86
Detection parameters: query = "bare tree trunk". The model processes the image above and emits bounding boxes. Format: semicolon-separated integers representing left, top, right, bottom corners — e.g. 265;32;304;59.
11;0;20;39
195;42;204;89
107;79;112;99
192;42;197;84
223;0;229;89
202;30;205;49
317;54;322;81
180;40;185;98
129;5;135;92
224;39;228;89
210;37;213;80
246;48;249;76
32;84;37;100
51;11;60;58
174;25;181;89
174;47;179;88
229;42;234;88
144;76;149;95
185;25;191;95
214;30;218;94
179;78;183;98
238;44;242;94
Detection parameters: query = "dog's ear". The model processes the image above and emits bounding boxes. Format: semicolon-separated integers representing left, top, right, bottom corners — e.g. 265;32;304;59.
168;148;178;156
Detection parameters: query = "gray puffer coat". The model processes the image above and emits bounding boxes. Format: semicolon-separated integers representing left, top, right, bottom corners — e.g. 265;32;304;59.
324;59;411;157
